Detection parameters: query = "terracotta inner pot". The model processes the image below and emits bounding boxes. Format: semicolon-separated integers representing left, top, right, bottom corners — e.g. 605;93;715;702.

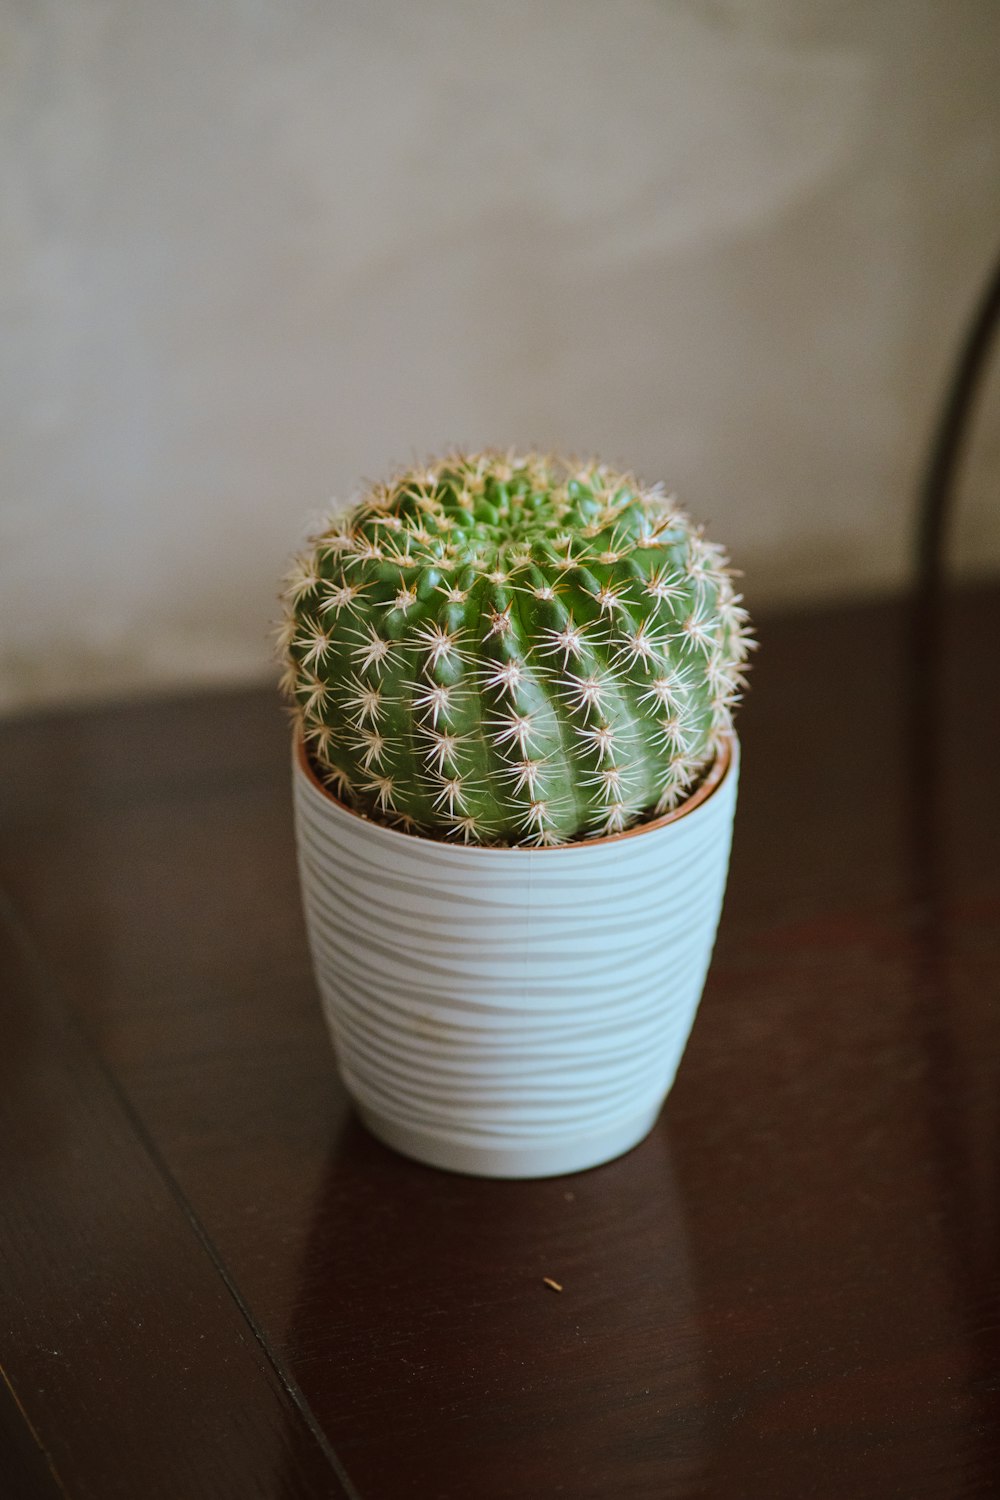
294;730;734;852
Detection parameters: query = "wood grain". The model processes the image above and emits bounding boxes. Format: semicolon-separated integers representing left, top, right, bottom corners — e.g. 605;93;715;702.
0;899;352;1500
1;586;998;1497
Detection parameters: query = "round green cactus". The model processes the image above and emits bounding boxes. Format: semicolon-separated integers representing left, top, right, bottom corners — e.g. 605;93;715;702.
279;451;752;846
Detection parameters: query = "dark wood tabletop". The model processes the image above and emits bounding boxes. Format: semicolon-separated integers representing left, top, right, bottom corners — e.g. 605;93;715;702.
2;584;998;1500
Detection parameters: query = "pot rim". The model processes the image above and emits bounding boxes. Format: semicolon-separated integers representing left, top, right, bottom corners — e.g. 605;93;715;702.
295;728;735;857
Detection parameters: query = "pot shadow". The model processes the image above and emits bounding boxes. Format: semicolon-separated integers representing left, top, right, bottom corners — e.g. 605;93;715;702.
274;1108;709;1499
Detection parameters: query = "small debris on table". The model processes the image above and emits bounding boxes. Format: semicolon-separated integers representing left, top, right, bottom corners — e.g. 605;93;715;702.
542;1277;564;1293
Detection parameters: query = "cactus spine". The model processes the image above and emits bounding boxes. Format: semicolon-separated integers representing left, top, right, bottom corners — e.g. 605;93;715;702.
280;452;752;846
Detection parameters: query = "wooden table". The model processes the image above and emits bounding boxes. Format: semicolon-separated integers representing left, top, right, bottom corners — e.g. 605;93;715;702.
2;586;998;1499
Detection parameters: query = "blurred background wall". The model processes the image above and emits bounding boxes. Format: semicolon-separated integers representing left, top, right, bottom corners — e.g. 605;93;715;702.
3;0;999;714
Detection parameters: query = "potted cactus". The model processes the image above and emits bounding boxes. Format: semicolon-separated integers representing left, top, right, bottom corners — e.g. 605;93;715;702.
279;451;752;1177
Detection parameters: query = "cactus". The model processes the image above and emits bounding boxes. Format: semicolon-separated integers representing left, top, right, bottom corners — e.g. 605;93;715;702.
279;451;752;846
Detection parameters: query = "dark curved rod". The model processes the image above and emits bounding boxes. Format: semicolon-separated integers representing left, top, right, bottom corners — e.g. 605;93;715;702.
916;246;1000;598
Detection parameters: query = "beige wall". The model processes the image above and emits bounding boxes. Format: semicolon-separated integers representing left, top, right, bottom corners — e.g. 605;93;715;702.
3;0;999;713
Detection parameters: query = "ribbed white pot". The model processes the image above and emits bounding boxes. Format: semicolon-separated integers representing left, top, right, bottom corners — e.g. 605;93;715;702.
293;735;739;1178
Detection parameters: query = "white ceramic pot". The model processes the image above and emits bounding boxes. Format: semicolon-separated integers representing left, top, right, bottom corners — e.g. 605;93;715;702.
293;735;739;1178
